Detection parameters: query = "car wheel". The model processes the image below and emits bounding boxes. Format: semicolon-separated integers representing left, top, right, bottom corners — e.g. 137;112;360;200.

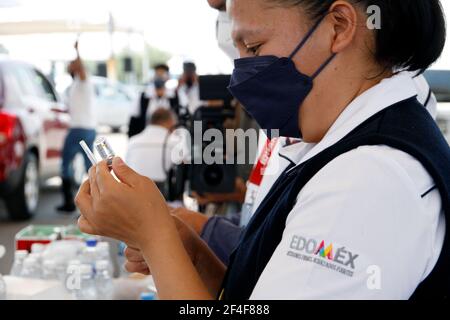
5;152;40;221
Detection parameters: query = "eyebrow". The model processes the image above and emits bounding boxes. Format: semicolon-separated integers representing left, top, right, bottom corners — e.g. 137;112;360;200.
233;27;264;45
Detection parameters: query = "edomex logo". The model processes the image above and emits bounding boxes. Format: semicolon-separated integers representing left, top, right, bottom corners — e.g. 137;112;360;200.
288;235;359;277
314;240;333;260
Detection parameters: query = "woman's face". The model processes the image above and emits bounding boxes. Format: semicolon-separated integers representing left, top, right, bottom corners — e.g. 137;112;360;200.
229;0;382;142
229;0;330;78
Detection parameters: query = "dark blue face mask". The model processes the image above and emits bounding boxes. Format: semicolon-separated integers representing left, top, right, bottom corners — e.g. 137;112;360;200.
228;15;336;139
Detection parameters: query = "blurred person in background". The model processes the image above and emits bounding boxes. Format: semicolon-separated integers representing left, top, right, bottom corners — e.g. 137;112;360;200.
177;62;202;116
126;108;178;196
56;41;96;213
150;79;179;115
128;64;179;138
154;63;170;83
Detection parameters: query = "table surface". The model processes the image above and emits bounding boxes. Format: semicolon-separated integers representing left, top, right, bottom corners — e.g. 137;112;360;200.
3;275;156;300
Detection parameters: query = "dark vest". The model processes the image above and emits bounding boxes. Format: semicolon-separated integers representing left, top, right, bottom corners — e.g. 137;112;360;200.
220;97;450;300
127;92;179;138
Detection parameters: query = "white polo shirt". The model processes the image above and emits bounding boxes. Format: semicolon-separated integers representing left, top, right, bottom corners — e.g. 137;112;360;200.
68;76;97;129
126;124;190;182
249;72;445;300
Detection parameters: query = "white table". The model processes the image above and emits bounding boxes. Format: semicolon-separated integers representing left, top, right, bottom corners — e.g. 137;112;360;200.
3;275;156;300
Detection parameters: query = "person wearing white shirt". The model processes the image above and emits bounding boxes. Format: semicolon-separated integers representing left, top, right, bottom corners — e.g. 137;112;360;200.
128;78;179;139
75;0;450;301
57;42;96;213
177;62;203;116
126;108;177;194
170;1;440;269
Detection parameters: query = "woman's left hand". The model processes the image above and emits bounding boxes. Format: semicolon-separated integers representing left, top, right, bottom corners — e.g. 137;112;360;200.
75;157;170;249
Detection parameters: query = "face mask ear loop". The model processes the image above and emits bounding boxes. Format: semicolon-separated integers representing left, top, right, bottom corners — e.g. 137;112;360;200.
288;14;328;60
311;53;337;80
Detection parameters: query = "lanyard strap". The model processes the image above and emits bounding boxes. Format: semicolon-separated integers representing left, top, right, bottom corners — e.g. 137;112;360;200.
288;14;328;60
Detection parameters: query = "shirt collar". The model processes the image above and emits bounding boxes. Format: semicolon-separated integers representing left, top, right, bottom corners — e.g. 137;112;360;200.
278;72;418;168
144;125;169;134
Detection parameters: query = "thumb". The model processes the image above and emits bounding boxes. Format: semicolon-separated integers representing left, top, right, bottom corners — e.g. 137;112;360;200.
112;157;141;187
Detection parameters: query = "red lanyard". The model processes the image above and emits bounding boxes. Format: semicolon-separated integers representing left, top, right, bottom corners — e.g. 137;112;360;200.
248;138;279;186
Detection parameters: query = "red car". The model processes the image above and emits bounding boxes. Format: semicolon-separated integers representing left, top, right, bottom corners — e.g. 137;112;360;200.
0;59;70;220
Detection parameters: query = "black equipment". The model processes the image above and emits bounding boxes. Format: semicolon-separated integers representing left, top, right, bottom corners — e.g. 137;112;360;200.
166;75;237;200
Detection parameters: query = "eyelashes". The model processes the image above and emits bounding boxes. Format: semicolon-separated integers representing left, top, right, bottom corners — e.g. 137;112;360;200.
245;44;262;56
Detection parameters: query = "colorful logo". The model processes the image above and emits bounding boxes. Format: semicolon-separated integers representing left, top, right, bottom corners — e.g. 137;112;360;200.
314;241;333;260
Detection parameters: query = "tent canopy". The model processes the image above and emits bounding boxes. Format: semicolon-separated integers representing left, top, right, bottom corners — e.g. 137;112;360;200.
0;4;141;36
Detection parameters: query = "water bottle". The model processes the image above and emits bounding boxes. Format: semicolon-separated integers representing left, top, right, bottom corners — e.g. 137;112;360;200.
75;264;97;300
140;292;156;300
81;239;98;270
65;259;81;295
97;242;114;275
42;260;58;280
28;253;43;279
0;274;6;300
95;260;114;300
10;250;28;277
20;256;40;279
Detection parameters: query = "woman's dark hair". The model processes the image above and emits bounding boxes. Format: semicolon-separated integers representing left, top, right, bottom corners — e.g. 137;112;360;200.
269;0;446;74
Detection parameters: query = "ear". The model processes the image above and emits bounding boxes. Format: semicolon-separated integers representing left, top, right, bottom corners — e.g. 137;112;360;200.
328;1;358;53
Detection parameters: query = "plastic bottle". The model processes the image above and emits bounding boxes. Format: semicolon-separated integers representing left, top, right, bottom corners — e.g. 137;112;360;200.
140;292;156;300
81;238;98;270
97;242;114;275
20;256;40;279
28;253;43;279
10;250;28;277
95;260;114;300
42;260;58;280
65;259;81;295
0;274;6;300
75;264;97;300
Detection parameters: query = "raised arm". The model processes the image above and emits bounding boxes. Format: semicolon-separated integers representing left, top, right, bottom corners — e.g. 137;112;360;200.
74;41;87;81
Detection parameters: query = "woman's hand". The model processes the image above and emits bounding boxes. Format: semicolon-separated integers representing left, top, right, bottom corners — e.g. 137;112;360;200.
75;157;170;249
124;215;227;297
125;215;204;274
76;157;223;299
124;246;151;275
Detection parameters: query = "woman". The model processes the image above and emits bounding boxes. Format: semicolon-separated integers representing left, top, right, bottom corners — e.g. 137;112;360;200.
76;0;450;299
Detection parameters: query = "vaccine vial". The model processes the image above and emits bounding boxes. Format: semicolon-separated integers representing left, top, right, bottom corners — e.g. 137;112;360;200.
94;137;115;167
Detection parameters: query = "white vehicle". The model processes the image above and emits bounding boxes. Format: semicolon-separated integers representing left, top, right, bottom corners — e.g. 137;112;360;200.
92;77;136;132
63;76;136;133
0;59;70;220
